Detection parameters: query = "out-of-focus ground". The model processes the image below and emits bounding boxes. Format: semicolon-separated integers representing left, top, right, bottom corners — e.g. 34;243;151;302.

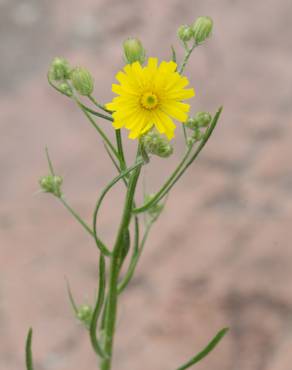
1;0;292;369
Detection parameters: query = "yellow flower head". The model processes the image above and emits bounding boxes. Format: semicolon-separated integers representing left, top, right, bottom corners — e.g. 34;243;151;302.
106;58;195;140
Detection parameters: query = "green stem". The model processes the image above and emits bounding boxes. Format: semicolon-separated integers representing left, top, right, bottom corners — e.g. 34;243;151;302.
92;160;143;257
115;129;127;171
178;41;197;75
59;196;94;236
74;98;119;161
178;41;197;143
89;95;112;115
133;144;193;213
59;196;110;255
100;164;142;370
79;101;114;122
118;220;152;294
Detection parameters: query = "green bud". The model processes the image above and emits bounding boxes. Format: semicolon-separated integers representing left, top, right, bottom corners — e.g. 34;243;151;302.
48;57;71;81
187;136;195;147
177;25;193;42
185;117;197;130
193;127;203;140
186;111;212;130
39;175;63;197
123;37;146;64
192;16;213;44
196;111;212;127
141;129;173;158
70;67;94;96
58;82;73;97
77;304;93;327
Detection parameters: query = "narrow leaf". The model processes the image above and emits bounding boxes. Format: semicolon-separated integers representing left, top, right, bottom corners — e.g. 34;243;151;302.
176;327;229;370
89;254;107;358
25;328;34;370
171;45;177;63
65;277;78;314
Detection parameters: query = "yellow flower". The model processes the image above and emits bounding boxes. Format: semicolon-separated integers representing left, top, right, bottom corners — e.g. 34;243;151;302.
106;58;195;140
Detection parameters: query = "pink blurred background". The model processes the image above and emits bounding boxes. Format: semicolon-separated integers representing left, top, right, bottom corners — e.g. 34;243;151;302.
1;0;292;369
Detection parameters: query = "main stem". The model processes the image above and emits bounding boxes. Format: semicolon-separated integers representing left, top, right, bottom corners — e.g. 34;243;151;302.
100;164;141;370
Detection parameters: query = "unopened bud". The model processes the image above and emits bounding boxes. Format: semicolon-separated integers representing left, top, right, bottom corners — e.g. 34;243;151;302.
141;129;173;158
177;25;193;42
77;304;93;327
48;57;71;81
71;67;94;96
186;111;212;130
58;82;73;97
39;175;63;197
123;38;146;64
192;16;213;44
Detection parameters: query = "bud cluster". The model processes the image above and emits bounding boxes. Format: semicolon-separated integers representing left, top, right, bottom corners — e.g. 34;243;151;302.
48;57;94;97
141;129;173;158
186;111;212;145
76;304;93;328
177;16;213;45
39;175;63;197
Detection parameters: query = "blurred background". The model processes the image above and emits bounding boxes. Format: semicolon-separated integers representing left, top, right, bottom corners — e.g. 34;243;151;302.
1;0;292;369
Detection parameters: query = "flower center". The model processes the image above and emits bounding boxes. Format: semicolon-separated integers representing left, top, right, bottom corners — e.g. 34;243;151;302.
140;92;159;110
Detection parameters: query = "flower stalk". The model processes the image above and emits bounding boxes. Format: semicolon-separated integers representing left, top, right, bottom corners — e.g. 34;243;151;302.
27;16;228;370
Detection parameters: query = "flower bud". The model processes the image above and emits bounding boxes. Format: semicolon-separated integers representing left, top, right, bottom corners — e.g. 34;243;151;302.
141;129;173;158
58;82;73;97
70;67;94;96
186;111;212;130
77;304;93;327
192;16;213;44
123;37;146;64
48;57;71;81
177;25;193;42
39;175;63;197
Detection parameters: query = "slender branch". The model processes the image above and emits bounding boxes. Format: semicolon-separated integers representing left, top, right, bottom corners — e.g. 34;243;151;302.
178;40;198;143
92;160;144;258
74;98;119;161
175;328;229;370
59;196;93;236
78;101;114;122
133;107;222;214
133;145;193;213
89;95;112;115
115;129;127;171
178;41;198;75
59;196;110;255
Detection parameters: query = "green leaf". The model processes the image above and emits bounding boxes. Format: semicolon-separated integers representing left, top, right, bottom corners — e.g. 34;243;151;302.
120;228;131;263
171;45;177;64
25;328;34;370
65;278;78;314
89;254;107;358
176;327;229;370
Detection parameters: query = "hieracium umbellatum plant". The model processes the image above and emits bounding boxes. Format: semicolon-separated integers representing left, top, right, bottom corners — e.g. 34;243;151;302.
26;16;228;370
